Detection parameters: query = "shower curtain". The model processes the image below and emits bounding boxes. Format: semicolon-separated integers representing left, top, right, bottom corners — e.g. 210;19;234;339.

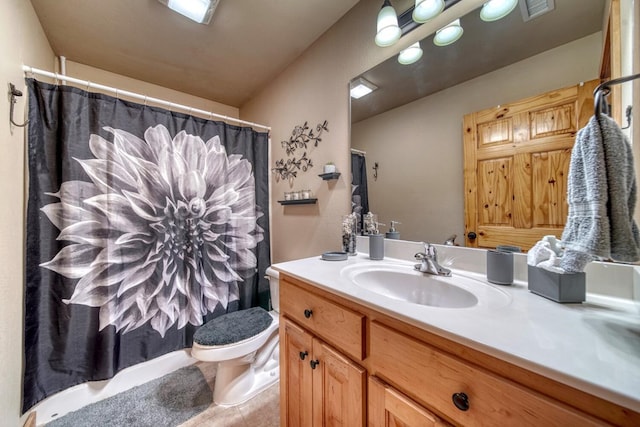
23;78;271;412
351;152;369;232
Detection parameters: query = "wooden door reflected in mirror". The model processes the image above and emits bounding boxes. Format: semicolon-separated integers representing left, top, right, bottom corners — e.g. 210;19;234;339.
463;80;598;250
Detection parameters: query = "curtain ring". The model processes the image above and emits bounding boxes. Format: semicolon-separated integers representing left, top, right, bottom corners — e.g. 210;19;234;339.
143;95;148;106
209;111;213;121
54;73;59;85
86;80;91;91
115;88;119;99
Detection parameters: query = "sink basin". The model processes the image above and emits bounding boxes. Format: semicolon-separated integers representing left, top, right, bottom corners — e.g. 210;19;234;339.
341;263;510;309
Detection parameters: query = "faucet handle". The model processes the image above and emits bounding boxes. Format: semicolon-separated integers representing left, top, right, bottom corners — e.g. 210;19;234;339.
424;242;436;258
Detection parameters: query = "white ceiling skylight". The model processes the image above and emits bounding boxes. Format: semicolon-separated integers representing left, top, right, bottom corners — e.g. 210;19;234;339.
158;0;219;24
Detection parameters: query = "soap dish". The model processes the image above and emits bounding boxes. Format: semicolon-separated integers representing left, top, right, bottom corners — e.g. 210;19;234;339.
321;251;348;261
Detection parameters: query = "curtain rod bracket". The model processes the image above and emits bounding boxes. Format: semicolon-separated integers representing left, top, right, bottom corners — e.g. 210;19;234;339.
9;83;28;127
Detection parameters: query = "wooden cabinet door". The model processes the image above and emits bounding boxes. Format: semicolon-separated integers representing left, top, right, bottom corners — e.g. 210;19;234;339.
312;338;366;427
369;377;449;427
463;80;598;250
281;318;314;427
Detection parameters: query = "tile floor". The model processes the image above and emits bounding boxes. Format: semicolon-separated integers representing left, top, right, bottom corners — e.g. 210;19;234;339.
180;362;280;427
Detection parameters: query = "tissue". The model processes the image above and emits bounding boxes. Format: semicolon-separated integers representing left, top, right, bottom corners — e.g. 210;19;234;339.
527;235;565;273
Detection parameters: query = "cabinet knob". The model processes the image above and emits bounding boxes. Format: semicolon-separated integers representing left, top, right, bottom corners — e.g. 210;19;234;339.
310;359;320;369
304;309;313;318
452;392;470;411
467;232;477;240
299;351;308;360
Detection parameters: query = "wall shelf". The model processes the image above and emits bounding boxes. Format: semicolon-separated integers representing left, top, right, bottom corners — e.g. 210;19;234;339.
318;172;341;180
278;198;317;205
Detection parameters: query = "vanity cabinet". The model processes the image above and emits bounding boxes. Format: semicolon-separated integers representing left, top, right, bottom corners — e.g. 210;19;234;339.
279;274;637;426
370;321;603;427
369;376;450;427
280;282;366;427
281;319;314;426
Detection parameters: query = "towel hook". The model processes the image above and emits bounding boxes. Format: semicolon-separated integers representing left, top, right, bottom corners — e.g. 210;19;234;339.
9;83;28;127
594;73;640;116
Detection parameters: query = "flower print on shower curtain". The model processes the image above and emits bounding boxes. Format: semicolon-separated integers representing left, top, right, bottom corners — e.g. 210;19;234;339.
40;124;264;337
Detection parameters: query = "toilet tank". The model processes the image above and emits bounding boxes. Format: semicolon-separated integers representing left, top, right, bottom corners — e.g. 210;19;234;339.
265;267;280;313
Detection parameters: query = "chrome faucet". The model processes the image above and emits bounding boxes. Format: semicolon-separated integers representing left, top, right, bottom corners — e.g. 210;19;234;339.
414;242;451;276
444;234;457;246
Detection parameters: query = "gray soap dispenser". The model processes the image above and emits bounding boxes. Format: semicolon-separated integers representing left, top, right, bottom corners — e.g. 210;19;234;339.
386;221;401;239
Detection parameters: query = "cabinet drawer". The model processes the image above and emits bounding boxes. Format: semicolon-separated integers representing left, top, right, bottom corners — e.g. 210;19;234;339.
369;376;451;427
280;277;365;360
370;322;603;427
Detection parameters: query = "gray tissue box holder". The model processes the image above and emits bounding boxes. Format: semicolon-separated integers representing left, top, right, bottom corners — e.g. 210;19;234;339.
527;265;586;303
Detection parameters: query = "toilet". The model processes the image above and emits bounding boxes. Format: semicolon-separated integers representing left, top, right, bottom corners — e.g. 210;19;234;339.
191;267;280;406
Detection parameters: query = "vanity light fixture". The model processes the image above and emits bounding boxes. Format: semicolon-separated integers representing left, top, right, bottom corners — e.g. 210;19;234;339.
433;18;463;46
375;0;402;47
412;0;445;23
157;0;219;24
398;42;423;65
350;78;378;99
480;0;519;22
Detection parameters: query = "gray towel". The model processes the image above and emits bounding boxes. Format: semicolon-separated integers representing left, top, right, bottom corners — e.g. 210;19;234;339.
561;115;640;272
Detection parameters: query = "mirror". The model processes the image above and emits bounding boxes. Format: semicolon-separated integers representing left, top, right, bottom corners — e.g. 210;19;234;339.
349;0;612;247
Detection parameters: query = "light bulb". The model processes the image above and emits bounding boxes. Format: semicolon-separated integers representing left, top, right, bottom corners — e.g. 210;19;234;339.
480;0;519;22
375;1;401;47
398;42;423;65
433;19;463;46
412;0;445;23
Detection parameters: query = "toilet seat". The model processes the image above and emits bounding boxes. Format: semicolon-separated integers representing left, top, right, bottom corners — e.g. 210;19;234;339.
192;310;279;362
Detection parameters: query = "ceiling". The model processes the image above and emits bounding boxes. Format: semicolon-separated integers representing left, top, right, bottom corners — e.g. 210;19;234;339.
29;0;360;108
352;0;606;123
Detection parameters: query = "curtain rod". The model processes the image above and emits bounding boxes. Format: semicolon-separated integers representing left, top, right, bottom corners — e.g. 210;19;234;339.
22;65;271;131
350;148;366;155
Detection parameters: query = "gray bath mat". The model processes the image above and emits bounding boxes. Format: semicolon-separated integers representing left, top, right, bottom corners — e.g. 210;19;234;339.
46;365;212;427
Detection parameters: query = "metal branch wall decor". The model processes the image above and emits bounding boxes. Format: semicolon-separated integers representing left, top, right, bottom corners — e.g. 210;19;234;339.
273;120;329;183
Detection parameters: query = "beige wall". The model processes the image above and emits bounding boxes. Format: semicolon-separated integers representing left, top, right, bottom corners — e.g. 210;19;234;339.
0;1;55;425
351;33;602;244
241;0;487;262
64;61;239;119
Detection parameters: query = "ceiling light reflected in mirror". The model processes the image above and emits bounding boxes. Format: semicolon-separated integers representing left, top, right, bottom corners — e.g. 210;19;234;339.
433;18;463;46
350;78;378;99
375;0;402;47
480;0;519;22
412;0;445;23
398;42;424;64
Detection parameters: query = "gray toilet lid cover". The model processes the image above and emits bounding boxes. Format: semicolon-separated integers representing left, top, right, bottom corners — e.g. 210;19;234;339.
193;307;273;346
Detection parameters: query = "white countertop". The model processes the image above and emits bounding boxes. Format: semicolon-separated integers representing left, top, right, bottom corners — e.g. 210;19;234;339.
272;252;640;412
